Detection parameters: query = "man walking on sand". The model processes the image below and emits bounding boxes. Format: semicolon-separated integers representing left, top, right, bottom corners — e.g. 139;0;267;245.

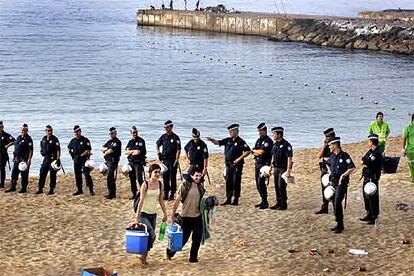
368;112;390;155
402;114;414;183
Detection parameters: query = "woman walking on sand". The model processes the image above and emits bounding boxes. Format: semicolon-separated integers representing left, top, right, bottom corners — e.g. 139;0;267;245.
135;163;168;264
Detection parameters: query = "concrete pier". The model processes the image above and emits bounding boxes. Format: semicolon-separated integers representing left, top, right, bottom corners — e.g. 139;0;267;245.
137;10;302;36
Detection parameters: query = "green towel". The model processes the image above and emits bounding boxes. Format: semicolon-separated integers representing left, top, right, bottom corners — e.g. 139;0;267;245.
200;196;211;245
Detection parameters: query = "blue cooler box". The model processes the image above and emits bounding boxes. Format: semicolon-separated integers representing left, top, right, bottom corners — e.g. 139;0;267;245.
80;267;117;276
125;226;149;254
167;223;183;252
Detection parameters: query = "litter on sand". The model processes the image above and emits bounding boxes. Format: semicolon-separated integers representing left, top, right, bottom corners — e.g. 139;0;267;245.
348;249;368;256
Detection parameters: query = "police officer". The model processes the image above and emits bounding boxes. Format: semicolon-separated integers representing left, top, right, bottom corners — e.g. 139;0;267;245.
156;120;181;201
270;127;293;210
0;121;15;189
101;127;122;199
37;125;61;195
315;128;336;214
252;123;273;209
125;126;147;199
184;128;209;176
68;125;94;196
6;123;32;193
326;137;356;234
360;134;383;225
207;123;251;206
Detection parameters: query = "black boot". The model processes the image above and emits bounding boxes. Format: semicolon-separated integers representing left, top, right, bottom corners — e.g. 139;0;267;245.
270;203;281;210
18;188;27;194
47;189;54;195
5;186;17;193
359;214;372;222
221;197;232;206
259;202;269;209
231;197;239;206
73;190;83;196
89;186;95;196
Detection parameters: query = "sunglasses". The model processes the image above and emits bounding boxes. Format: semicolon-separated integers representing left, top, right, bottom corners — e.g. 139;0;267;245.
153;170;161;174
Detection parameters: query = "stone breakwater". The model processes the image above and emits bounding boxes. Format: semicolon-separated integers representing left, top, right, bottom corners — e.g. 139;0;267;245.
270;18;414;55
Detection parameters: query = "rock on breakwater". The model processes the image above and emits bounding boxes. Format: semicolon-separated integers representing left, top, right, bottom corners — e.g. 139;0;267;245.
270;18;414;55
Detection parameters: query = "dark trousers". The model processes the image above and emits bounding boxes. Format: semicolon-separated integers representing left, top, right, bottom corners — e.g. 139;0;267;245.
225;165;243;199
128;162;144;197
163;159;178;197
319;165;330;211
363;177;379;219
255;164;268;204
38;159;57;192
10;161;30;190
167;215;202;261
106;161;118;197
274;167;287;207
74;161;93;192
0;160;6;188
139;212;157;251
333;183;348;226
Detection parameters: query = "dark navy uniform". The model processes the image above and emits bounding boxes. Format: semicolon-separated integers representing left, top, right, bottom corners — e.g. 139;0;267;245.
126;136;146;198
318;128;336;213
68;134;93;194
361;145;382;221
218;136;251;201
272;137;293;209
38;134;61;194
184;139;208;173
0;129;15;188
10;133;33;192
327;149;355;228
103;136;122;198
156;132;181;199
253;133;273;207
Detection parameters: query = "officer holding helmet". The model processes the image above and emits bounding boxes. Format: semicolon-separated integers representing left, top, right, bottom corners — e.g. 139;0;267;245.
37;125;61;195
360;134;382;225
6;123;33;193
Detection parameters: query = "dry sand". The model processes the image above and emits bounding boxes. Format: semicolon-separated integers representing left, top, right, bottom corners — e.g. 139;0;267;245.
0;137;413;275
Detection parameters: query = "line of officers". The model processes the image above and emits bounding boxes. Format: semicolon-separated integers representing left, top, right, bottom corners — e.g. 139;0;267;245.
0;120;382;233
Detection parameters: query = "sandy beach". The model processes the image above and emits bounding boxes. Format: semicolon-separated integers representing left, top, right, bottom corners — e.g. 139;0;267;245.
0;136;413;275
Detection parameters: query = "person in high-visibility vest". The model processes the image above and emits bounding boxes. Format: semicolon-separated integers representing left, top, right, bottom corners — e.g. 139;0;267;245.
402;114;414;182
368;112;391;154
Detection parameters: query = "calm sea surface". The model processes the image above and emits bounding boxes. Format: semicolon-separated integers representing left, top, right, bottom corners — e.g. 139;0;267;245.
0;0;413;174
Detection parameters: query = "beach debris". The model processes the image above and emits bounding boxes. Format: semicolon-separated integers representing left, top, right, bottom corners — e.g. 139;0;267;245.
235;238;249;247
323;268;331;272
327;249;335;254
348;249;368;256
395;202;414;211
288;249;299;253
308;248;320;256
358;265;367;272
399;239;411;244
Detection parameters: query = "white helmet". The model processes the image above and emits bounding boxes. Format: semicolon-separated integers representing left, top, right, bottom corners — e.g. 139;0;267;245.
160;163;168;174
260;166;271;178
85;160;95;170
282;172;295;184
18;161;28;172
99;163;108;175
364;182;377;196
321;173;330;187
122;163;132;176
51;160;62;171
223;168;227;179
324;186;336;200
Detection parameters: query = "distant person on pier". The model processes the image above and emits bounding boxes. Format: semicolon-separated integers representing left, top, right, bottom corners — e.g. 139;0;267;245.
195;0;200;10
169;0;173;10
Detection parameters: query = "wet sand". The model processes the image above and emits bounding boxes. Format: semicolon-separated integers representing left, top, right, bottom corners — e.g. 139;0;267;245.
0;137;413;275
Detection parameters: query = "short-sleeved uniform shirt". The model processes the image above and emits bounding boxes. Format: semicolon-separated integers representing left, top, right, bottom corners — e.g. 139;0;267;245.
362;147;383;180
126;137;147;163
156;133;181;160
327;150;355;182
218;136;251;166
272;139;293;170
68;136;92;162
40;135;60;161
103;138;122;163
184;139;209;166
253;135;273;166
13;135;33;161
0;131;15;161
403;123;414;152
